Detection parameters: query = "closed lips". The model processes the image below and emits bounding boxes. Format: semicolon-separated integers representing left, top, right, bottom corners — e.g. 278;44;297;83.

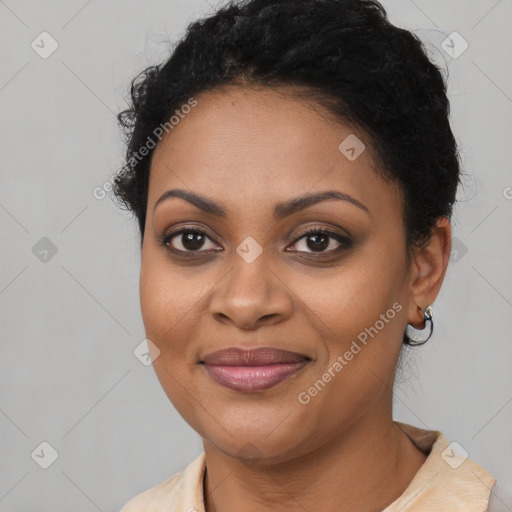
200;347;311;366
200;347;312;392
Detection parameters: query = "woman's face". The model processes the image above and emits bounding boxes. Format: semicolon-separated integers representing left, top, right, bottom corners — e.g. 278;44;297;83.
140;86;418;463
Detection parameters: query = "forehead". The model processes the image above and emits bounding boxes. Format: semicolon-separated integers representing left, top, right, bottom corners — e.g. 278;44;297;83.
148;86;401;218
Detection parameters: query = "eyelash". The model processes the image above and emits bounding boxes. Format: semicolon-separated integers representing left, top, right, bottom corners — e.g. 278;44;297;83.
156;226;352;257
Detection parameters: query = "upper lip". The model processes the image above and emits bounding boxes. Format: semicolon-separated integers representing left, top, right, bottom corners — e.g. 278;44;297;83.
201;347;311;366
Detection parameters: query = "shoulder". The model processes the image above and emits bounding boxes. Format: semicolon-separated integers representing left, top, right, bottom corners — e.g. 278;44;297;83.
389;422;497;511
120;453;206;512
120;470;184;512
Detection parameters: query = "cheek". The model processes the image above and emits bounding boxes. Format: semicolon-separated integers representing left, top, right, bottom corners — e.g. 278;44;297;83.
138;256;206;413
296;253;405;342
139;253;202;353
292;242;407;395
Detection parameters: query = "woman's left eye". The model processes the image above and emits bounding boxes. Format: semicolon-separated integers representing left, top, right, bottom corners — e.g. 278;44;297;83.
287;229;352;254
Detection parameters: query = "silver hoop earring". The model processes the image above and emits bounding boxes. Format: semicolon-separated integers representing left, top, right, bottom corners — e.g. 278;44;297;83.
405;305;434;345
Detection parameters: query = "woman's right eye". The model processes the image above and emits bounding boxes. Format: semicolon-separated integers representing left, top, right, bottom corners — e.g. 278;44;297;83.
158;229;221;254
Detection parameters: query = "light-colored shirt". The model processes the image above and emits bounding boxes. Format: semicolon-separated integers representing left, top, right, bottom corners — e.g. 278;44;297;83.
121;421;503;511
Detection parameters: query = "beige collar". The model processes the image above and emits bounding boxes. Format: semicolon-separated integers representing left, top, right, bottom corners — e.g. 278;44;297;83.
382;421;496;511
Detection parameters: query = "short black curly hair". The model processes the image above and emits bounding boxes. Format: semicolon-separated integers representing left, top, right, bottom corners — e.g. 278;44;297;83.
112;0;462;346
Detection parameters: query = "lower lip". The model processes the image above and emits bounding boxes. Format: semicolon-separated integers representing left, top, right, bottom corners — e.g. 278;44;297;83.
203;362;309;392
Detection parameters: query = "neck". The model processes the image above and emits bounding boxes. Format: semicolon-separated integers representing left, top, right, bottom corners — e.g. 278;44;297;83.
202;414;427;512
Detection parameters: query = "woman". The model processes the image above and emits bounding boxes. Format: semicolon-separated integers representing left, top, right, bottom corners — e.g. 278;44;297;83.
114;0;502;510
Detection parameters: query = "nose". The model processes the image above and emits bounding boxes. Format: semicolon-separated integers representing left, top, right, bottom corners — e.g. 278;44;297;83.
209;250;293;330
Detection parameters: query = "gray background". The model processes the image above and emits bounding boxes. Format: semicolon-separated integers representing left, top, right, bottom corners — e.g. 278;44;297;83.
0;0;511;510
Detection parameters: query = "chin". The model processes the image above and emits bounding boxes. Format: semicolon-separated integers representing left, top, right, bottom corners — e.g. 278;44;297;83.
208;432;305;467
199;410;313;464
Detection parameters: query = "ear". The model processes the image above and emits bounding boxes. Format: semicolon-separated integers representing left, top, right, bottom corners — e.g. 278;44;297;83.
407;217;452;328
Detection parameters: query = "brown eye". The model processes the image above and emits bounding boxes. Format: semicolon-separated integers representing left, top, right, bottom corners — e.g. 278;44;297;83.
304;233;330;252
176;231;207;251
160;229;220;253
288;228;352;254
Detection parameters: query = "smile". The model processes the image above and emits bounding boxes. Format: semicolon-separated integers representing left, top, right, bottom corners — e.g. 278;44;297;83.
200;347;311;392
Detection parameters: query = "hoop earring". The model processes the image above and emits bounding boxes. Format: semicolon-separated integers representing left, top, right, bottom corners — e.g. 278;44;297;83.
405;305;434;345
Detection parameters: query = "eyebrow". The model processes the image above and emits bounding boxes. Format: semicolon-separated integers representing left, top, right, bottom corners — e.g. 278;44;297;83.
153;188;369;219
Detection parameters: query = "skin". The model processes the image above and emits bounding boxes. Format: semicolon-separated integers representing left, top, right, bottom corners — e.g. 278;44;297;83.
139;85;452;512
